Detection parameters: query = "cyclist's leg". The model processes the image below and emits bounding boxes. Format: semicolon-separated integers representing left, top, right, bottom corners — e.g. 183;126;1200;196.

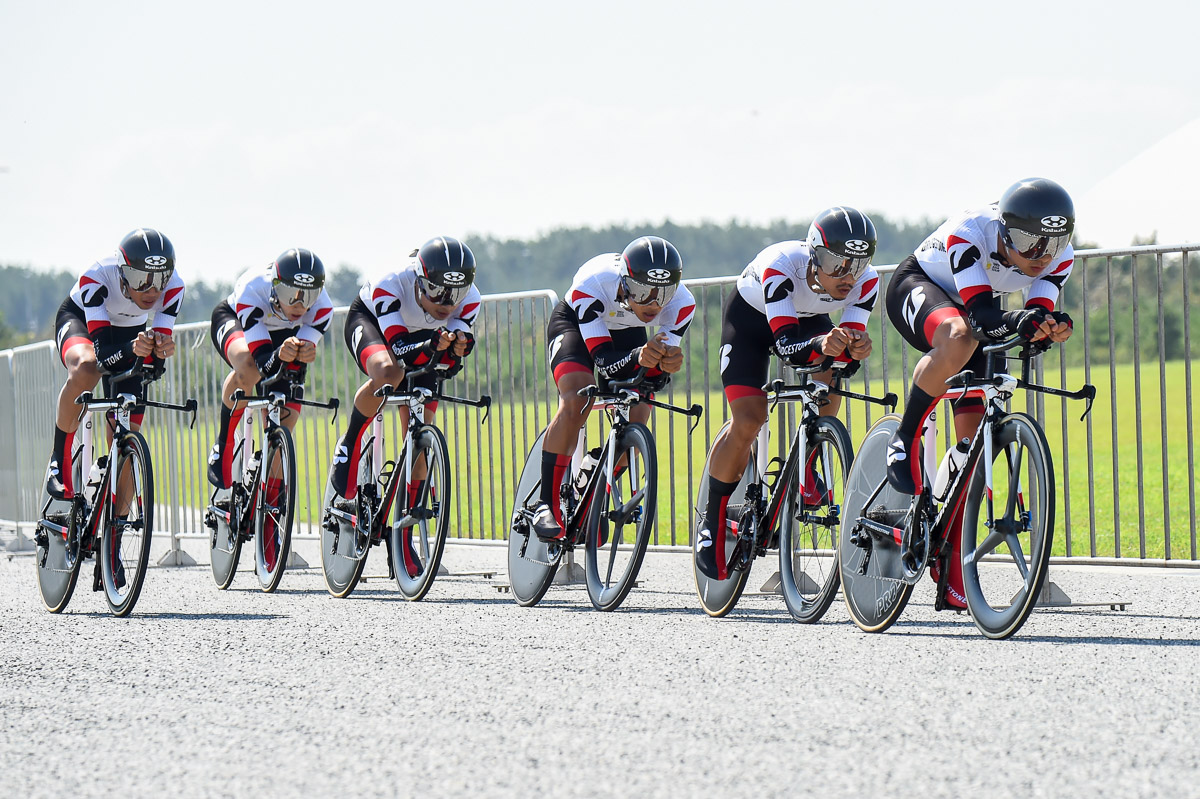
883;257;977;494
48;302;100;499
209;322;261;490
333;306;400;500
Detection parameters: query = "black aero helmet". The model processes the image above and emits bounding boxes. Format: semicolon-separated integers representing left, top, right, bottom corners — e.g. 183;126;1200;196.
416;236;476;306
118;228;175;292
273;248;325;309
805;207;877;284
998;178;1074;261
620;236;682;307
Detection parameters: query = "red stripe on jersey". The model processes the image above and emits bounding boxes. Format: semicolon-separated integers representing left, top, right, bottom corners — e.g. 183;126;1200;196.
675;304;695;325
61;336;92;359
553;361;592;383
959;285;990;305
162;287;183;306
383;324;408;341
584;335;611;355
946;234;971;249
762;267;787;280
152;327;171;336
247;338;270;354
458;302;480;318
923;306;966;346
1026;297;1055;312
841;321;866;333
768;315;798;336
569;289;595;304
79;275;100;286
1052;259;1073;274
372;287;395;301
858;277;879;298
312;306;332;322
86;320;110;333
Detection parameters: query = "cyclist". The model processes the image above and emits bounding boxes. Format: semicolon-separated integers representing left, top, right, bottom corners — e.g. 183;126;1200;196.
328;236;480;566
883;177;1076;608
46;228;184;501
530;235;695;541
696;207;879;579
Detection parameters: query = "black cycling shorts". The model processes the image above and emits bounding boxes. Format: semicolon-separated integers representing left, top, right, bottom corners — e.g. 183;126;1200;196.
209;301;296;368
545;298;647;384
343;297;439;391
54;298;142;368
885;255;986;373
719;289;833;401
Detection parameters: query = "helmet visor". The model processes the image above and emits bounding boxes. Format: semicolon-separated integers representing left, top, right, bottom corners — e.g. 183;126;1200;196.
812;246;872;280
273;282;321;309
1003;227;1071;261
417;276;469;307
122;264;172;292
622;277;678;307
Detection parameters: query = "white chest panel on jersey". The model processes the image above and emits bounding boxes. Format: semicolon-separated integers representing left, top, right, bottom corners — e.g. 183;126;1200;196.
566;254;695;347
227;264;333;340
360;259;481;340
69;256;185;332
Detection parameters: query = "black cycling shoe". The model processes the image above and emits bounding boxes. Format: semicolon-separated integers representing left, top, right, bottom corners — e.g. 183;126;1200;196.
695;522;720;579
206;444;226;489
45;457;68;500
111;522;127;589
530;502;565;541
885;432;919;495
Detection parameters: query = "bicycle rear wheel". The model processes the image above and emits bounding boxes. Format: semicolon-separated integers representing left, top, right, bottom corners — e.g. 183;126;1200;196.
961;412;1054;640
584;423;656;611
101;432;154;618
391;426;452;601
838;415;915;633
693;420;755;618
255;426;297;593
36;500;86;613
320;446;374;598
507;430;560;607
779;416;852;624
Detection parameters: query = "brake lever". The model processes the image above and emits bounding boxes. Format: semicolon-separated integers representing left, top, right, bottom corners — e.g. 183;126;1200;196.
185;398;198;430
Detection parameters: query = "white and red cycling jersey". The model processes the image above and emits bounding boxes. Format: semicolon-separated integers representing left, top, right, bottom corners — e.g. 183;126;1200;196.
359;259;481;342
914;205;1073;312
68;256;185;336
736;240;878;335
227;263;334;359
567;253;695;353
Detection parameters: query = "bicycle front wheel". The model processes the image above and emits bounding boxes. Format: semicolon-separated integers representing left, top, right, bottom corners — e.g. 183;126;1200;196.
961;412;1054;640
255;426;297;593
838;414;915;633
101;432;154;617
584;423;656;611
391;426;452;601
779;416;852;624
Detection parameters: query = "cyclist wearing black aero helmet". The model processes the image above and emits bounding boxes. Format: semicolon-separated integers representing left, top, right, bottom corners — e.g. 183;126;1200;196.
696;207;880;580
329;236;481;505
882;177;1076;608
531;235;695;541
45;228;185;500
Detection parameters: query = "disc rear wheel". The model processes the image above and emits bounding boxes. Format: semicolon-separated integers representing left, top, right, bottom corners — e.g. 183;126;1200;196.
693;420;756;618
507;431;560;607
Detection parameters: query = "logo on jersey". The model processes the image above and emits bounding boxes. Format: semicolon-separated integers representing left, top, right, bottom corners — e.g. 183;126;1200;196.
763;273;794;305
719;344;731;375
239;307;264;331
903;286;926;333
144;255;169;267
292;272;316;286
1040;215;1069;231
575;299;604;324
845;239;870;254
373;297;400;317
81;283;109;308
548;333;565;364
217;319;237;345
442;271;467;286
645;268;672;283
351;325;364;355
951;244;981;274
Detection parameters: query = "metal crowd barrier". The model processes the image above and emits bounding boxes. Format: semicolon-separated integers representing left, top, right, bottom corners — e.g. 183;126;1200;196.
1;245;1196;564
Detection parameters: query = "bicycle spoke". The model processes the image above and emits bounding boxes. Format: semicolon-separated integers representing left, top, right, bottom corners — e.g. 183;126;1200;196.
1004;442;1024;519
967;525;1007;564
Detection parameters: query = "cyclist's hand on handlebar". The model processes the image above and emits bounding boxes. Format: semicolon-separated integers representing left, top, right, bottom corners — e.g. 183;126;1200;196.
152;332;175;359
132;331;155;358
295;340;318;363
658;344;683;374
279;337;302;363
821;327;852;358
1040;311;1073;343
432;328;456;353
845;329;872;360
450;331;474;358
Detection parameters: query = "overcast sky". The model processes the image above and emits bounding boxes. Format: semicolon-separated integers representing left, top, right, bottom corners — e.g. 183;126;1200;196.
2;0;1197;283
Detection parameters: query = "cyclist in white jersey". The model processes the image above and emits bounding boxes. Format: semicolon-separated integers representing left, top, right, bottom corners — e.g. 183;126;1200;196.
46;229;184;499
531;236;695;540
696;207;879;579
207;249;334;490
882;177;1076;608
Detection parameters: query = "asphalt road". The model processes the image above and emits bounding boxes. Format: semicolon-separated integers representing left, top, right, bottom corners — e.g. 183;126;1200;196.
2;539;1199;798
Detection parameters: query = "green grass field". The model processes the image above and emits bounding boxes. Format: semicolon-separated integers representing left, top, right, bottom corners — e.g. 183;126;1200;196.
139;359;1198;561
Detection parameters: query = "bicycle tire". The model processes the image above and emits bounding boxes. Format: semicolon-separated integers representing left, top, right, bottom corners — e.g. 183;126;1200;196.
210;481;246;590
392;426;452;601
36;500;86;613
693;420;755;618
255;426;297;593
779;415;852;624
961;412;1054;640
584;422;656;611
838;414;915;633
320;445;372;599
101;432;154;617
507;430;560;607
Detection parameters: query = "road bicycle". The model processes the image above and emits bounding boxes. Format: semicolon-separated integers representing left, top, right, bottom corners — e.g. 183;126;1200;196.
508;371;702;611
693;361;896;620
206;364;339;592
320;359;490;599
838;335;1095;639
35;362;197;617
